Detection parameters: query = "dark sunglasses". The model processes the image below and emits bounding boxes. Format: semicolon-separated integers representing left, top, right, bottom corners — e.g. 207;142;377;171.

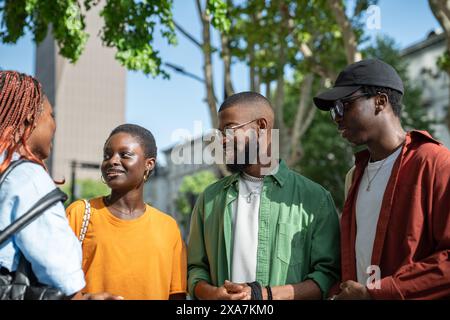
330;93;370;121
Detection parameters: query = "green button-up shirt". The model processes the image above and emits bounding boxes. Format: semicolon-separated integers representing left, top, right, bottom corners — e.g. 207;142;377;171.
187;160;340;299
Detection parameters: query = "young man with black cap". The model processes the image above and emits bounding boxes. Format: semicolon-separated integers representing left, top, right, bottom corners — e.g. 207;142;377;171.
314;58;450;300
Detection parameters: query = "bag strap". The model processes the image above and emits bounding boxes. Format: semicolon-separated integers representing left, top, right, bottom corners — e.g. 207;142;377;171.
0;159;68;246
78;199;91;244
0;159;30;186
0;188;68;246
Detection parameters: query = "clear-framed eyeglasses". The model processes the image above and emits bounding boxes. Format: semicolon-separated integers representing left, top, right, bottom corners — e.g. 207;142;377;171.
218;118;260;138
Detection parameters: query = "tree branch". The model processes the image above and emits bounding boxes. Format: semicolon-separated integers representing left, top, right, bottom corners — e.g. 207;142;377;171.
249;11;261;93
196;0;218;129
164;62;205;83
173;20;203;49
429;0;450;45
329;0;362;64
432;0;450;23
273;1;289;158
287;73;314;166
221;32;234;97
195;0;230;177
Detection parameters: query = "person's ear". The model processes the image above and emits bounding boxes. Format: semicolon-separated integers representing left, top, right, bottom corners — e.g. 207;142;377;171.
145;158;156;173
375;93;388;114
24;112;36;126
143;158;156;181
257;118;268;130
18;113;36;143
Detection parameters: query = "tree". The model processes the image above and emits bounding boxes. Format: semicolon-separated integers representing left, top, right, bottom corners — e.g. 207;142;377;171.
0;0;227;77
185;0;376;171
194;0;230;128
2;0;379;169
296;36;435;210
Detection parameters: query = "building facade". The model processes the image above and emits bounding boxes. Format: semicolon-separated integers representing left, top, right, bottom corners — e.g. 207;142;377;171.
401;31;450;148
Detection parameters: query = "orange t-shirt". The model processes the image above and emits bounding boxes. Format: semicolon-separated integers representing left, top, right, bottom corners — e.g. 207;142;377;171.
66;197;187;300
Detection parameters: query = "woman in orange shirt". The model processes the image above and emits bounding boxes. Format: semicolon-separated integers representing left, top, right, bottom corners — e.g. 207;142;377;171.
66;124;187;300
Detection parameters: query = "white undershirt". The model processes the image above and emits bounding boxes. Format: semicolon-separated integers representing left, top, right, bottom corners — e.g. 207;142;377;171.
230;173;263;283
355;147;402;285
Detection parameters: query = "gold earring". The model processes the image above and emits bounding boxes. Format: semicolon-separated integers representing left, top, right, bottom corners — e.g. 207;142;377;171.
101;175;106;184
143;170;149;182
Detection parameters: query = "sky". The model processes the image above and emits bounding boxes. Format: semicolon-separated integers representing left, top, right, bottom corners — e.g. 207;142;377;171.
0;0;442;163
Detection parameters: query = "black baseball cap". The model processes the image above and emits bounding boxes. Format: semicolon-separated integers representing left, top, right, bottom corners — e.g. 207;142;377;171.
313;59;404;110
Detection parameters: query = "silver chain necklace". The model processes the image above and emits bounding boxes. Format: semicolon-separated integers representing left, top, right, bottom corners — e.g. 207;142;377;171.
365;140;405;192
241;173;263;203
242;172;264;182
365;157;388;191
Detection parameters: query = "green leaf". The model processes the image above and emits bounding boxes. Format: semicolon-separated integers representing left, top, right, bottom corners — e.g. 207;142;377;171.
207;0;231;33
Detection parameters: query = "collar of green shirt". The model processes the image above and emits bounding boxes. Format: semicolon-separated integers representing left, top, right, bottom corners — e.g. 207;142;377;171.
223;159;289;189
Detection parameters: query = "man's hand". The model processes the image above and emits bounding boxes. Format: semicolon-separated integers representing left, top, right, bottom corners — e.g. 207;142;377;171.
223;280;251;300
333;280;371;300
194;280;249;300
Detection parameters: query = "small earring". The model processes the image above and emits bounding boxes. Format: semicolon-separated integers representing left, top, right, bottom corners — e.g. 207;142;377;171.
101;175;106;184
143;170;150;182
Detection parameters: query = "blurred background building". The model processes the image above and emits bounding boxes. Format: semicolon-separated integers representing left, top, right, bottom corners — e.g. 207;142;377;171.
402;30;450;147
145;136;220;234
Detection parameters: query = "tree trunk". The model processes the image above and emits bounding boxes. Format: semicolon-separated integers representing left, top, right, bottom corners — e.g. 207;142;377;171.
265;77;271;100
249;11;261;93
329;0;362;64
195;0;230;177
221;32;234;98
249;43;257;92
196;0;218;129
287;73;315;166
274;0;290;160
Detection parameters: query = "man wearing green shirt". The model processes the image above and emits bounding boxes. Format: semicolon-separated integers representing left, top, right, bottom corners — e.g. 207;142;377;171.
187;92;340;300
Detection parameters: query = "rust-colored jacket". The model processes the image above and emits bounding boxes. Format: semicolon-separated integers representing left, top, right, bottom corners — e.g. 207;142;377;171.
341;130;450;299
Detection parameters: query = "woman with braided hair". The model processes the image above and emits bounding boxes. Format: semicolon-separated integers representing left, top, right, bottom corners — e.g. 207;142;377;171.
0;71;51;171
0;70;121;300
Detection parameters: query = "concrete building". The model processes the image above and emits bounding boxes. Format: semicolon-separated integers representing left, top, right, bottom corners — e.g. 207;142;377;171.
401;30;450;148
35;3;126;182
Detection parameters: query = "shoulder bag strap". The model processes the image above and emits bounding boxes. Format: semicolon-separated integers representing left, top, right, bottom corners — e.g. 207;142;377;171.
78;199;91;244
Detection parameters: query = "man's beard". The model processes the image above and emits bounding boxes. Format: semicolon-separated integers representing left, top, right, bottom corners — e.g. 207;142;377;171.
225;141;259;173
